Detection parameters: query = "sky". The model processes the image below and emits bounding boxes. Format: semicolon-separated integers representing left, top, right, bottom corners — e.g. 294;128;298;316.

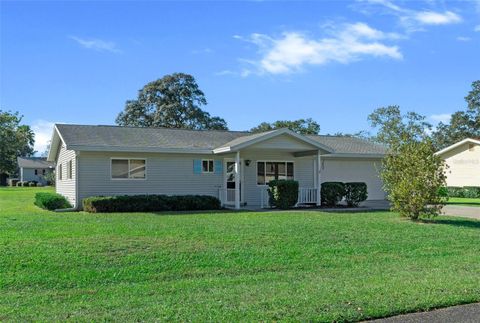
1;0;479;154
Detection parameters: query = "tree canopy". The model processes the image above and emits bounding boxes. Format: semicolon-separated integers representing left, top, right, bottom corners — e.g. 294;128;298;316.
0;110;35;175
367;105;431;146
250;118;320;135
431;80;480;149
116;73;228;130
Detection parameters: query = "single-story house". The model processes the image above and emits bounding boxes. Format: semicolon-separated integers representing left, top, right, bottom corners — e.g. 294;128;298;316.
436;138;480;187
17;157;55;185
47;124;387;209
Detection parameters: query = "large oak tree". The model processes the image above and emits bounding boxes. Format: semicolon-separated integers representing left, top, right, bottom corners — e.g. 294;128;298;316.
116;73;228;130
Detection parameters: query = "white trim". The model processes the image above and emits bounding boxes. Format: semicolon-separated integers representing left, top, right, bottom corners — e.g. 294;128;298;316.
435;138;480;156
110;158;147;180
321;153;385;159
213;128;334;154
255;160;295;186
223;158;245;205
70;145;213;155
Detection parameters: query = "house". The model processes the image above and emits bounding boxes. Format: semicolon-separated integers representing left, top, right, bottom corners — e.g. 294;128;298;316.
47;124;387;209
435;138;480;187
17;157;55;185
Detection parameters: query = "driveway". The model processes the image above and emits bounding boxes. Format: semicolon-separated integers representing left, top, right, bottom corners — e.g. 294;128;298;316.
442;205;480;220
366;302;480;322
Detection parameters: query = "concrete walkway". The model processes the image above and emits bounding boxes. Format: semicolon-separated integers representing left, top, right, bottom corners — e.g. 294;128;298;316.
367;302;480;322
442;205;480;220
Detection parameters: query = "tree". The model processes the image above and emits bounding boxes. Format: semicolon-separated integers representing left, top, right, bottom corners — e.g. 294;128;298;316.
116;73;228;130
250;118;320;135
367;105;432;146
368;106;446;219
0;110;35;178
431;80;480;149
381;139;446;219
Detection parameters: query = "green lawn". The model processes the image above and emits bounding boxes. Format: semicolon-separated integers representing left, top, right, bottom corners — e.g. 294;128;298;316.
1;188;480;322
446;197;480;207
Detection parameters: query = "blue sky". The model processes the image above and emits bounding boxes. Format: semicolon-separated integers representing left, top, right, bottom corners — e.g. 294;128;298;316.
1;0;479;154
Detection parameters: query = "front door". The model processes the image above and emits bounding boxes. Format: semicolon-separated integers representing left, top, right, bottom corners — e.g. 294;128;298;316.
225;160;243;204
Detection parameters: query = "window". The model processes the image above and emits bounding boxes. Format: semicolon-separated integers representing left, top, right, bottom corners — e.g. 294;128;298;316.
111;159;146;179
42;169;46;175
58;164;62;181
257;161;294;185
35;169;38;175
202;159;214;173
67;160;72;179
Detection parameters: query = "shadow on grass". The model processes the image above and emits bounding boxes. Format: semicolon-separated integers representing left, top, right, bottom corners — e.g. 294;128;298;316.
420;218;480;229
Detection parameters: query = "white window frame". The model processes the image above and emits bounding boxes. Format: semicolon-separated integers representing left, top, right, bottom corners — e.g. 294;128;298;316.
110;158;147;180
202;159;214;174
58;164;63;181
67;160;73;180
256;160;295;186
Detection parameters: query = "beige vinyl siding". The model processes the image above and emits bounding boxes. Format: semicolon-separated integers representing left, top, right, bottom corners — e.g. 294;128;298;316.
56;145;77;206
321;158;385;200
442;143;480;186
77;152;223;204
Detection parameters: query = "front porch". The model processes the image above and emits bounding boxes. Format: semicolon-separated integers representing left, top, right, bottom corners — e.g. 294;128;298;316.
212;129;334;210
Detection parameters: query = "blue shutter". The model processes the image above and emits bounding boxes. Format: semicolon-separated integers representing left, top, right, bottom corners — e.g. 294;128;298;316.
214;160;223;175
193;160;202;174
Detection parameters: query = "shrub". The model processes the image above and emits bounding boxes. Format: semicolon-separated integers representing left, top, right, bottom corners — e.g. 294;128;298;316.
268;180;299;209
36;183;44;187
9;179;19;187
437;186;448;197
344;182;368;207
34;192;72;210
82;194;221;213
16;181;23;187
28;181;36;187
447;186;464;198
321;182;345;207
463;186;480;198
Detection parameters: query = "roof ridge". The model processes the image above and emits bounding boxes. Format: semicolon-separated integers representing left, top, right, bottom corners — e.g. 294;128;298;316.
56;123;251;134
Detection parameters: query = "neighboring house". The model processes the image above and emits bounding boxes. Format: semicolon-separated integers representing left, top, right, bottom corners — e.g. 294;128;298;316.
47;124;387;209
436;138;480;187
17;157;55;185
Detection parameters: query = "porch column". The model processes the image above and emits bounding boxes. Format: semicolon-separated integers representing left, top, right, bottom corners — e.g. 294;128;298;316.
235;150;241;210
316;150;321;206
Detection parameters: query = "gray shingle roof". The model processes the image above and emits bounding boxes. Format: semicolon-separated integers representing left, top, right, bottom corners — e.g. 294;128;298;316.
17;157;54;168
307;135;387;155
55;124;386;155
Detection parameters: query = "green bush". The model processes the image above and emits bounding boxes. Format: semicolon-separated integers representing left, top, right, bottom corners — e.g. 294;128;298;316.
321;182;345;207
34;192;72;210
82;194;221;213
36;183;44;187
344;182;368;207
447;186;464;198
28;181;36;187
463;186;480;198
268;180;299;209
437;186;448;197
16;181;23;187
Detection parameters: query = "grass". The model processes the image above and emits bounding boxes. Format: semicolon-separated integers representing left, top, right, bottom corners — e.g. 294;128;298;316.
1;187;480;321
446;197;480;207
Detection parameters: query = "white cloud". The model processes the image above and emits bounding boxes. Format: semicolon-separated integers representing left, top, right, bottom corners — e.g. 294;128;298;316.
357;0;462;31
237;22;402;76
413;11;462;25
430;113;451;124
456;36;471;42
31;120;56;155
69;36;121;53
475;25;480;32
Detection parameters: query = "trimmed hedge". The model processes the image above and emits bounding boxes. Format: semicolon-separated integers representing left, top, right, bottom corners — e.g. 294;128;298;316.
35;192;72;210
344;182;368;207
321;182;346;207
82;194;222;213
445;186;480;198
268;179;299;209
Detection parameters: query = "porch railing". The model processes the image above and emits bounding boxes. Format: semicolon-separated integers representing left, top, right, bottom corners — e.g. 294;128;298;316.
218;188;236;205
260;187;318;208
